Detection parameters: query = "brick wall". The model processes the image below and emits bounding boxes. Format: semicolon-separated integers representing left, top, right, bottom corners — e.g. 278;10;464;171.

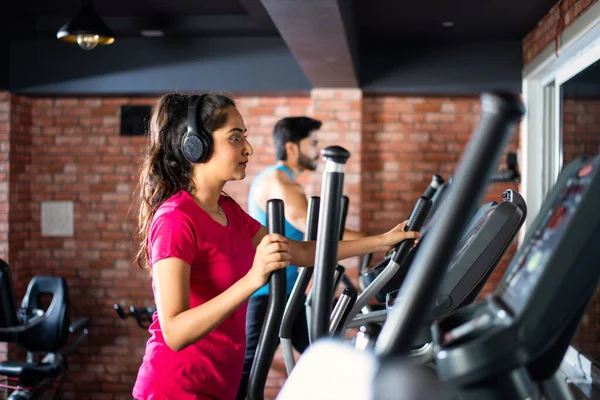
562;98;600;164
8;95;32;301
523;0;599;64
0;93;34;371
25;96;154;398
0;92;520;399
361;95;520;296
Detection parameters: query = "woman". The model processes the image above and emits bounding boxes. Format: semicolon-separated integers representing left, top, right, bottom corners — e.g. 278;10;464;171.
132;92;419;400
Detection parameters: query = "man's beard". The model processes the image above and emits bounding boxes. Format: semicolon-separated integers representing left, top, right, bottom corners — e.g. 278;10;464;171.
298;152;318;171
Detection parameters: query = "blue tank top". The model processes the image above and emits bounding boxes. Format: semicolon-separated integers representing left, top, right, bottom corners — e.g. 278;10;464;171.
248;165;305;297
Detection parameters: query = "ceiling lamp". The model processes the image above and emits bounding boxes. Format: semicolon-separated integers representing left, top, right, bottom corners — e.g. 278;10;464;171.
57;0;115;51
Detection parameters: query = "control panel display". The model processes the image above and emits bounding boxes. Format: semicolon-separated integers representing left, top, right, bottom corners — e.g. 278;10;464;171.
496;159;597;313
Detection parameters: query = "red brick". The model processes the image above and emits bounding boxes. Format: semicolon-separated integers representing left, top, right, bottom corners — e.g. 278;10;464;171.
54;99;80;107
249;107;275;116
414;103;441;112
523;0;599;61
92;107;118;116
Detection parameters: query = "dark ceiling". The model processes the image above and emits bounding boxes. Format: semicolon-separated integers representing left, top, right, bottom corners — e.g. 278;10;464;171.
0;0;559;91
1;0;278;37
1;0;558;39
7;0;247;16
357;0;560;41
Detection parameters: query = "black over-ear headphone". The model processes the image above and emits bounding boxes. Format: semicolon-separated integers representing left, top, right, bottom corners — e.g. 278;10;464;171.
181;94;213;163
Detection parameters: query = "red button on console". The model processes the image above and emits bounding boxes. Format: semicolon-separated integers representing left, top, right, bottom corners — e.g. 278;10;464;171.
578;163;593;178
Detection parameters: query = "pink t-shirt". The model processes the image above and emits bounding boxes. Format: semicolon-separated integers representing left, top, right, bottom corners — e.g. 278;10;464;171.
133;191;262;400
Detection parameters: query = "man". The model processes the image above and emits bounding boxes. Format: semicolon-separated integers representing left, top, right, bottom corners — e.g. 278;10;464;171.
237;117;366;399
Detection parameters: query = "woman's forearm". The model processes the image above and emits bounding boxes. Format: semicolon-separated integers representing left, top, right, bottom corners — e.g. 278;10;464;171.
289;236;385;267
162;275;257;351
337;236;386;260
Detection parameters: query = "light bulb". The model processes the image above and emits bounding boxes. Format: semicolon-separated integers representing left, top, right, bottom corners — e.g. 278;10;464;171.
77;34;100;51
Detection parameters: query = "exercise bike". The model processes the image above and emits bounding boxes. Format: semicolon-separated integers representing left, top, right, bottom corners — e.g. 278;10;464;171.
0;260;90;400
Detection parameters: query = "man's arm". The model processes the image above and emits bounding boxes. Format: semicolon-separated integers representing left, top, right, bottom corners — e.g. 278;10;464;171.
277;178;310;233
278;176;368;238
250;169;312;234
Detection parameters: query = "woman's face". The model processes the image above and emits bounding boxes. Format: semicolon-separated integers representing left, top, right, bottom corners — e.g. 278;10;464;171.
204;106;253;182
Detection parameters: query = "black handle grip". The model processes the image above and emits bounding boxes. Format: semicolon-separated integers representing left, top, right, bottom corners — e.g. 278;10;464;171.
334;196;350;293
338;195;349;240
311;148;347;341
299;196;322;311
322;146;351;164
391;197;432;265
248;199;287;400
423;175;446;199
267;199;285;235
306;197;321;241
280;197;320;340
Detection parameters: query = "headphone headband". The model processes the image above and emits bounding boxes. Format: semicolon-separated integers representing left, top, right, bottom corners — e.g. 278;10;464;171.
187;94;207;137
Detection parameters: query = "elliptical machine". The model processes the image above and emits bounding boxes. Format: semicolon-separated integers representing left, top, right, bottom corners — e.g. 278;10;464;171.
277;92;527;400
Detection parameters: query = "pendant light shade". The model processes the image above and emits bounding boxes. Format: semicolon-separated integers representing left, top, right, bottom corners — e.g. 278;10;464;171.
57;1;115;50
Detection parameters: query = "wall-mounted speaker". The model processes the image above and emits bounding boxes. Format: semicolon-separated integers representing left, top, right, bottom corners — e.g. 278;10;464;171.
120;105;152;136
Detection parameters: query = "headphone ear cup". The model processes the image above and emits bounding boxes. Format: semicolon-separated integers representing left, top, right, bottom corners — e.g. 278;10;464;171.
182;130;211;164
182;94;213;164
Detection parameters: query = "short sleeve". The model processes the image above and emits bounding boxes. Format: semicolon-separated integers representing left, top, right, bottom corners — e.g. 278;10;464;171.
242;208;262;238
149;210;197;266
